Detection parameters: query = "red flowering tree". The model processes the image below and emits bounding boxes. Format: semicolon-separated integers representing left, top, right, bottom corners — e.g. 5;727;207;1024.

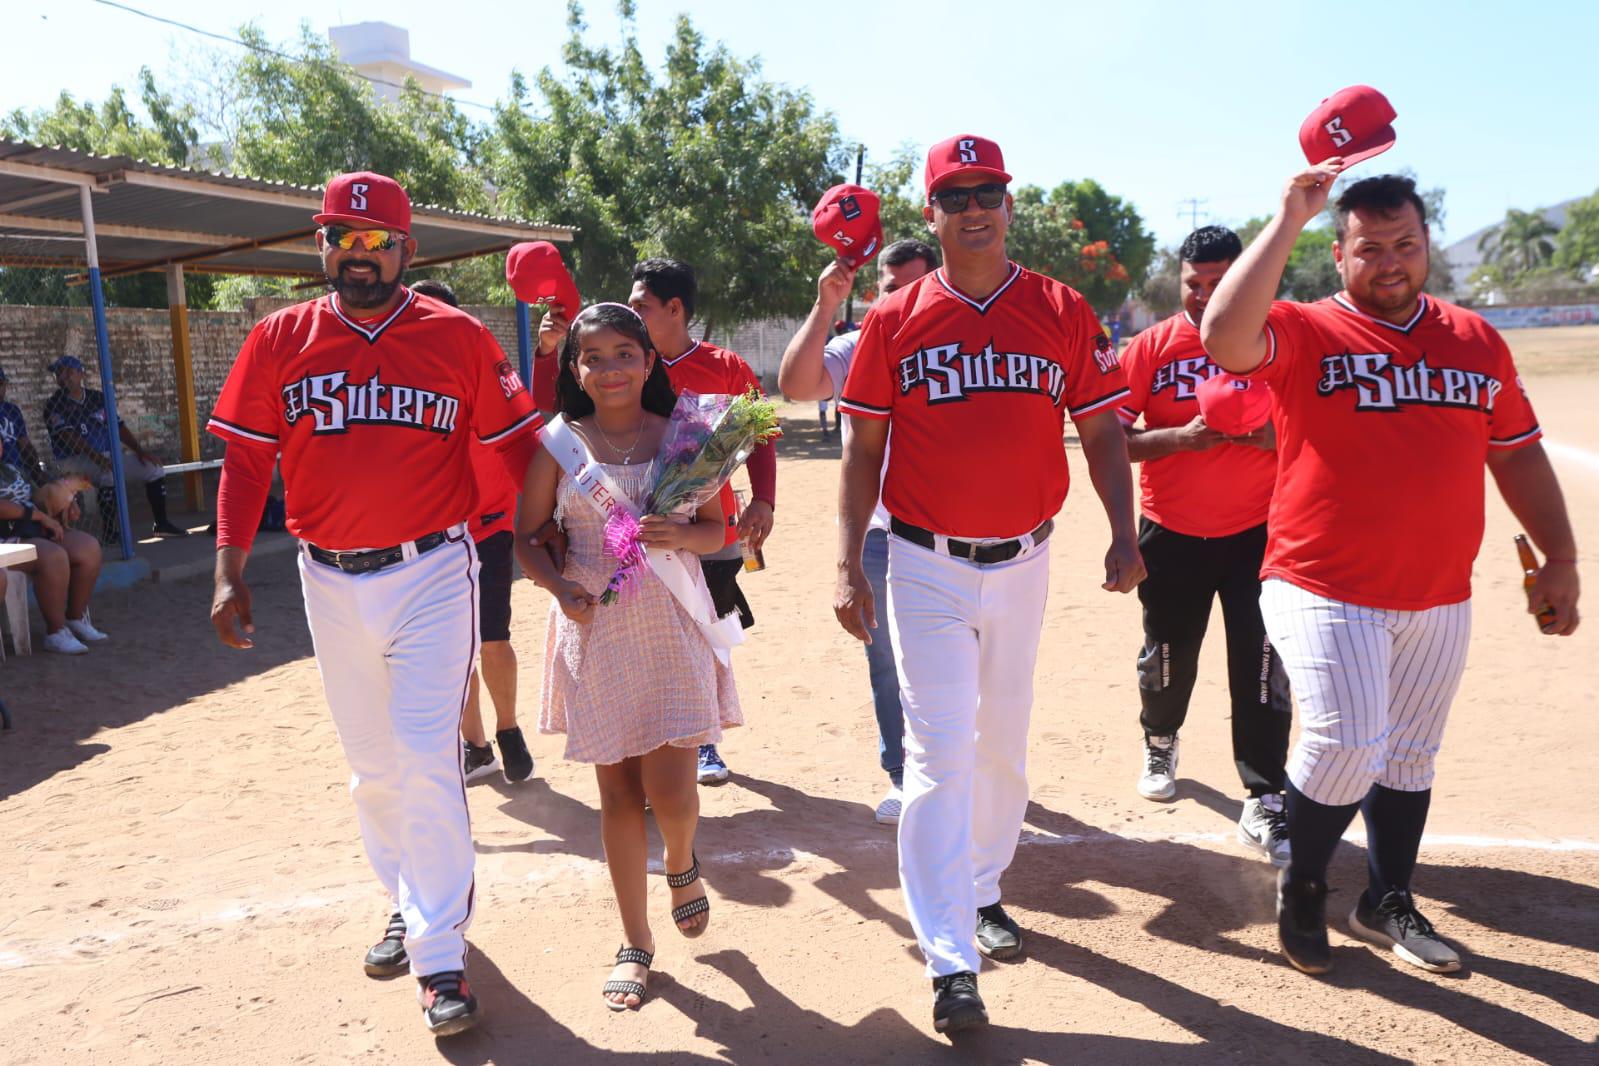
1008;180;1153;315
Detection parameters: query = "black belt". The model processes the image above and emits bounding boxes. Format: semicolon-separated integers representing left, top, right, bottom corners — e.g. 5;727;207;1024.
889;517;1053;565
306;530;450;574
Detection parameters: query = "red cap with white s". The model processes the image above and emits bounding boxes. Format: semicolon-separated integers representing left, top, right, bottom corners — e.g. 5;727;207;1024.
1299;85;1397;167
924;134;1012;197
314;171;412;232
812;184;884;266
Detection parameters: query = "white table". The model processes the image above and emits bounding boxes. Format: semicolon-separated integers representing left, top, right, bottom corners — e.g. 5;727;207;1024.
0;543;38;569
0;542;38;669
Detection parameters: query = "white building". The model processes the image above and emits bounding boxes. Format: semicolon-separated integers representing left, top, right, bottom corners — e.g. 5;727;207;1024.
327;22;470;103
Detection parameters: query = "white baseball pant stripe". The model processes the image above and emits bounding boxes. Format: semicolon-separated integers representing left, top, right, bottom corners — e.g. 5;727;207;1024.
888;536;1050;978
298;528;480;977
1260;578;1471;807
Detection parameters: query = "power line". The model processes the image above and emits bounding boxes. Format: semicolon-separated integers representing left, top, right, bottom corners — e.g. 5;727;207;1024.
87;0;498;114
1176;197;1209;230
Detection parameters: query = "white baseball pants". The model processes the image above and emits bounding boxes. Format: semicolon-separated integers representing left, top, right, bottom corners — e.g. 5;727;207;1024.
1260;578;1472;807
297;528;480;977
888;535;1050;978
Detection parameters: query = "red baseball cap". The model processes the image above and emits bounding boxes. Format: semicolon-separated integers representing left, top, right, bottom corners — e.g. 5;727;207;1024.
314;171;412;232
812;184;884;266
505;241;581;315
924;134;1012;196
1197;372;1272;437
1299;85;1397;167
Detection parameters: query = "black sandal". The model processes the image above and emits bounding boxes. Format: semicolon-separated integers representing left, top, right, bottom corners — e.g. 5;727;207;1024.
602;944;654;1012
667;852;710;938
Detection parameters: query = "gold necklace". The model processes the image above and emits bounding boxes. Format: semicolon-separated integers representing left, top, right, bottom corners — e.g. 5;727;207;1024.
591;416;646;464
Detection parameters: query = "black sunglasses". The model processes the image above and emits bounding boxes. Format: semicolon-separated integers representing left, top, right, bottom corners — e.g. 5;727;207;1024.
930;183;1007;214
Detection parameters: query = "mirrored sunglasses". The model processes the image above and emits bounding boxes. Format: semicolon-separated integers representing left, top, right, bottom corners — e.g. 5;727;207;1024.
323;225;402;252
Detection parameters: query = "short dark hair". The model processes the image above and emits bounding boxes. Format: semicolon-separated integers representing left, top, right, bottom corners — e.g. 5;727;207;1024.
409;279;458;307
1333;175;1427;241
557;304;678;420
631;257;697;320
1179;226;1242;264
881;239;939;272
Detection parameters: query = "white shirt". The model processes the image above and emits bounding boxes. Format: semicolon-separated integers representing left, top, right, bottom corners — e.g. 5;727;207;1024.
823;330;890;532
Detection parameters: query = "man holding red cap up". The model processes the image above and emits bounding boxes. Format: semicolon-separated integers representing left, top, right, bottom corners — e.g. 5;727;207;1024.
835;134;1143;1033
1116;225;1292;865
1203;86;1580;978
208;171;539;1036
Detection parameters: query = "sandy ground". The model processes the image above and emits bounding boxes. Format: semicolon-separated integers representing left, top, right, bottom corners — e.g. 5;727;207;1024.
3;336;1598;1065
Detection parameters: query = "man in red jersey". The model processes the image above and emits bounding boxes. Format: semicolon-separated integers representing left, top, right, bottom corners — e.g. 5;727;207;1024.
835;134;1144;1034
207;173;539;1036
1203;166;1580;978
629;256;777;786
1117;225;1292;864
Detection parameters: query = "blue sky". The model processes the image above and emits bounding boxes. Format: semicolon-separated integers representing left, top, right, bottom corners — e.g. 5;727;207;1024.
5;0;1596;249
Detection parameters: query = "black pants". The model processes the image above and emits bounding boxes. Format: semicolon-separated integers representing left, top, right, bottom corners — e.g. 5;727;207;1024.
1135;518;1290;796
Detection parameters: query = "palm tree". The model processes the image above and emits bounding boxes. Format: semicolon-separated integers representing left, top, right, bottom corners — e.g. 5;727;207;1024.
1478;208;1559;278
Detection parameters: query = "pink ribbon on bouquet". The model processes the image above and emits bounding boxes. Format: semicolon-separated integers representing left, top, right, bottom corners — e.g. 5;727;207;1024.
601;509;651;603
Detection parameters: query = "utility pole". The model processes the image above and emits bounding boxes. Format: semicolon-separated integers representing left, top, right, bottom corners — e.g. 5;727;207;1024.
1177;197;1209;230
845;143;865;328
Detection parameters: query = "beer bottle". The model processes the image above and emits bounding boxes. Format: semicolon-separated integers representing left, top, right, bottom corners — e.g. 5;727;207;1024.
1514;534;1558;631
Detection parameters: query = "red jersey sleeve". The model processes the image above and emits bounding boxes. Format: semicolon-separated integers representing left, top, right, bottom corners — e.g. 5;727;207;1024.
1486;332;1542;450
208;320;282;448
1245;301;1318;384
1116;329;1152;425
838;310;894;421
472;325;540;445
1063;300;1130;421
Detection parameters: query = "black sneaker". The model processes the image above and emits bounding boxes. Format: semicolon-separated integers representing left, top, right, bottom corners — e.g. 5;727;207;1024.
976;902;1023;960
1277;868;1331;975
417;970;479;1036
932;971;987;1034
151;521;189;538
496;726;534;784
462;741;500;783
363;911;408;977
1348;890;1462;973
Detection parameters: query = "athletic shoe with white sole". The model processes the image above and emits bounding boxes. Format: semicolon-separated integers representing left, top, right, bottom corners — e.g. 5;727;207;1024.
65;616;109;643
932;971;986;1034
1238;793;1291;866
1137;733;1178;801
363;910;408;976
975;903;1023;960
43;628;90;655
1347;890;1462;973
462;741;500;783
696;744;730;784
874;786;903;825
417;970;479;1036
496;726;534;784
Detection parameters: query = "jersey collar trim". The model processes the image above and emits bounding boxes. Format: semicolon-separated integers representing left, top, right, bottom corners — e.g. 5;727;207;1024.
1332;292;1429;334
1182;311;1200;329
662;340;703;367
330;288;416;344
934;262;1022;315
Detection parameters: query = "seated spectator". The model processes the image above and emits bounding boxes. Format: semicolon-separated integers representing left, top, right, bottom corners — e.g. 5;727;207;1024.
0;367;47;485
0;462;106;655
43;356;187;541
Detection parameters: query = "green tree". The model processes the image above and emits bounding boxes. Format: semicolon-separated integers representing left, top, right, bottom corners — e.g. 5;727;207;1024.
1478;208;1558;279
2;69;196;165
1137;248;1181;318
1554;189;1599;274
1008;180;1152;314
486;2;844;336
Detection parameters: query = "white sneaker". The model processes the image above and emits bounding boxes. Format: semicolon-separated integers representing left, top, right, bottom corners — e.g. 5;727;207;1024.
1136;734;1178;801
65;617;109;643
874;787;903;826
43;628;90;655
1238;793;1291;867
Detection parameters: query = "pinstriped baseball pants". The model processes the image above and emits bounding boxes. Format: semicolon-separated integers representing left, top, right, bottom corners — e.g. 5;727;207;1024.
1260;578;1472;807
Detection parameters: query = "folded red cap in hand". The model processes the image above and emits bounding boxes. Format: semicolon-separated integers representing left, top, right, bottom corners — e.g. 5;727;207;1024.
1300;85;1397;167
812;184;884;267
1197;372;1272;437
506;241;580;315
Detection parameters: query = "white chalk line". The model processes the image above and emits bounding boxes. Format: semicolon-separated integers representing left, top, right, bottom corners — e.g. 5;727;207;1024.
4;829;1594;972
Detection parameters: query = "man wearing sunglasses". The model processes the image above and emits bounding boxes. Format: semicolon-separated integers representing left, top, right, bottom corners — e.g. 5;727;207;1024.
207;171;540;1037
836;134;1144;1034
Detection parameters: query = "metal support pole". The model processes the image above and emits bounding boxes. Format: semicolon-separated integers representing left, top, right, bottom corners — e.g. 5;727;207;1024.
515;299;533;388
845;143;865;328
167;263;204;511
79;185;135;562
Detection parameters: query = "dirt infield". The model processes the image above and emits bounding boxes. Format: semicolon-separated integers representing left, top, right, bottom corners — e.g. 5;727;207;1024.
2;353;1596;1064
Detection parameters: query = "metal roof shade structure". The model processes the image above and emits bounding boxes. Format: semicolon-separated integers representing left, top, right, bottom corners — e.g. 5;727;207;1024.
0;139;574;559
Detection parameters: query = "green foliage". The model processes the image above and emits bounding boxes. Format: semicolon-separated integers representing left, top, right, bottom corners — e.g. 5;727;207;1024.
2;69;195;164
1137;248;1181;318
1554;189;1599;273
1008;180;1153;314
1478;207;1558;280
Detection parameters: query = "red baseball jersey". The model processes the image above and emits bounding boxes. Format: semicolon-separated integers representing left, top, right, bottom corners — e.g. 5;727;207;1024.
469;440;518;542
1118;312;1276;537
840;262;1129;538
1246;293;1540;610
208;289;540;549
661;340;767;546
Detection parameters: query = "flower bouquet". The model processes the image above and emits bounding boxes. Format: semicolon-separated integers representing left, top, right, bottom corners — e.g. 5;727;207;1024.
600;389;781;604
